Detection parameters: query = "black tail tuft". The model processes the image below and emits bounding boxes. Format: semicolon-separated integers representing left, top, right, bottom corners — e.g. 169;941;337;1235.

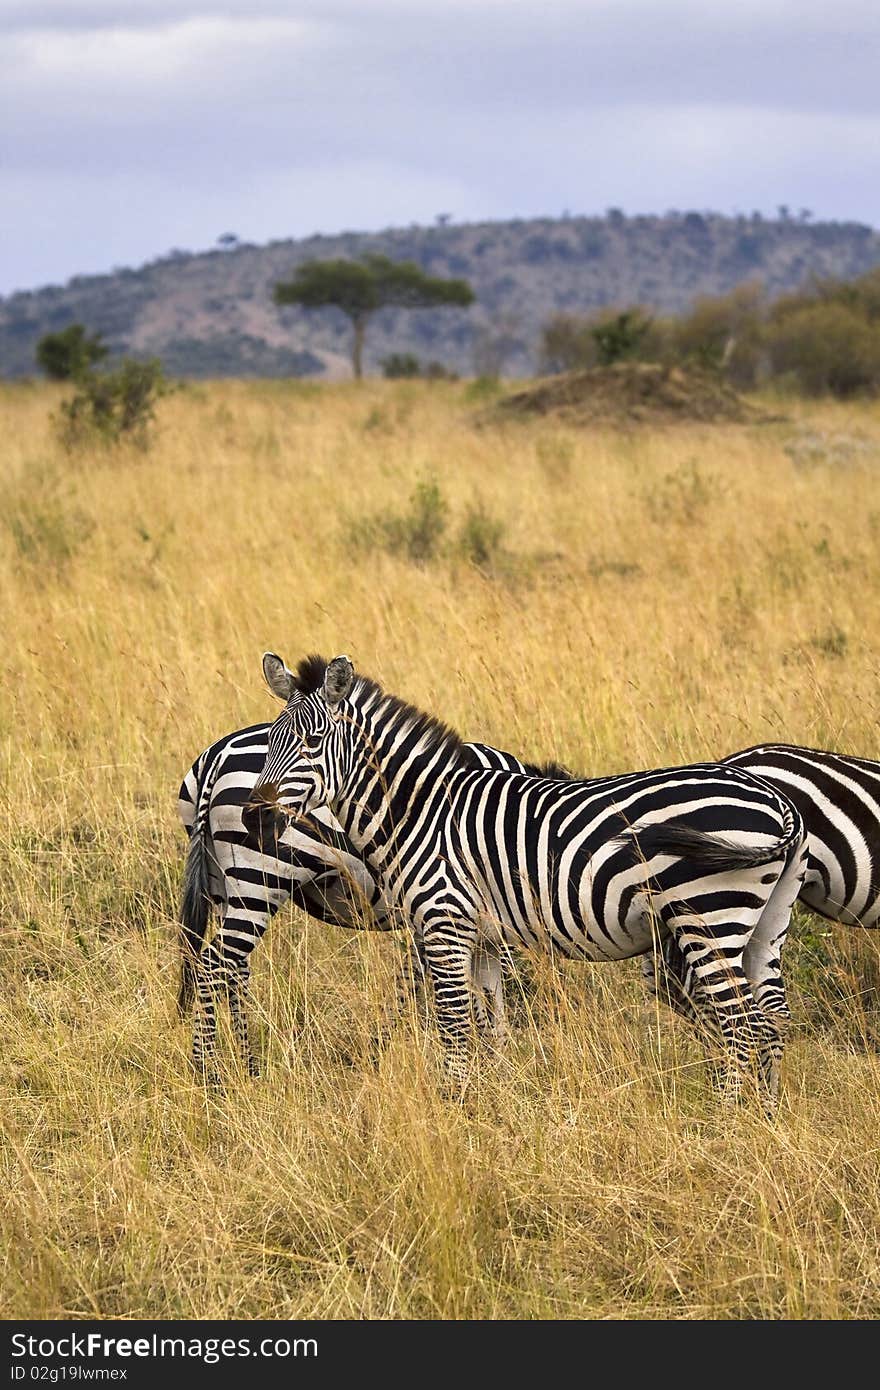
177;827;211;1017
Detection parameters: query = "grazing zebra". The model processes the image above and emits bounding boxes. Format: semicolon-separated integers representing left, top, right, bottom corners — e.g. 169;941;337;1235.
178;722;392;1076
644;742;880;1012
246;652;808;1106
177;723;555;1077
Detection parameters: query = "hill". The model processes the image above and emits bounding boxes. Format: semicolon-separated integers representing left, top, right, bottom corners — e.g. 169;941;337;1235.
2;210;879;379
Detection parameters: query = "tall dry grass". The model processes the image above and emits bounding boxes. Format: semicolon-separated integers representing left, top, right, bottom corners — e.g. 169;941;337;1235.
1;377;880;1318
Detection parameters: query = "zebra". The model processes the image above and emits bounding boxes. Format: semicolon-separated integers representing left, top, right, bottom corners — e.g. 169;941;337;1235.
644;742;880;1014
177;722;559;1077
246;652;808;1107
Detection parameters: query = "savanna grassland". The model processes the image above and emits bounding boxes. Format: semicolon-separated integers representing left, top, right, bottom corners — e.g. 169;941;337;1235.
2;375;880;1320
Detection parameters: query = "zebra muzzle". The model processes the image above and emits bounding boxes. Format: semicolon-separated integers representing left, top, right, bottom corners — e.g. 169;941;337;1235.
243;784;286;846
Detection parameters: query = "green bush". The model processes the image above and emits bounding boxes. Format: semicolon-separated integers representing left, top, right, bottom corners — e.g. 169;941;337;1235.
348;482;521;578
57;358;169;450
349;478;449;565
538;307;659;373
457;500;506;572
36;324;108;381
672;283;764;388
538;313;597;373
591;308;655;366
381;352;422;379
381;353;457;380
463;374;503;402
765;301;880;397
535;269;880;397
387;479;449;563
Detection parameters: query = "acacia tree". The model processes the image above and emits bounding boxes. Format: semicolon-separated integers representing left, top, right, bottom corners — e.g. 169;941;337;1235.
273;254;474;378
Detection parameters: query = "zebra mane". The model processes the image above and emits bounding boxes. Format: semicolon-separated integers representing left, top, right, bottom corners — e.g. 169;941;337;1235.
364;681;469;765
293;655;470;765
292;653;332;696
520;758;573;781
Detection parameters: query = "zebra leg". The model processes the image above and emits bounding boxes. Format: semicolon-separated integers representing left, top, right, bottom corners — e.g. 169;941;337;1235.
641;936;702;1024
743;844;807;1104
472;944;509;1044
191;903;268;1082
226;958;260;1078
422;920;477;1093
404;932;428;1024
215;911;267;1077
375;933;429;1047
192;939;224;1086
668;926;767;1104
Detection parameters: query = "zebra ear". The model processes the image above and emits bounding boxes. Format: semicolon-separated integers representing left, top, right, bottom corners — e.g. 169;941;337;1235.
262;651;296;702
323;655;354;708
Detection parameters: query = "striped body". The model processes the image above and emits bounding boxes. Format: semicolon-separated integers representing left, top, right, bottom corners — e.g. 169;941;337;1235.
177;723;531;1074
251;654;809;1104
725;744;880;928
645;743;880;1016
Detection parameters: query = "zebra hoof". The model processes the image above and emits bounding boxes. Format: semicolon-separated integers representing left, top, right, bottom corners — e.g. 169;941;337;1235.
192;1061;224;1092
335;1048;362;1070
336;1038;382;1069
438;1065;472;1104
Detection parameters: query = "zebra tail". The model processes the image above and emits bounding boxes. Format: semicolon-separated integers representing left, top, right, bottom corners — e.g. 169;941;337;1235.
623;812;801;870
177;814;212;1018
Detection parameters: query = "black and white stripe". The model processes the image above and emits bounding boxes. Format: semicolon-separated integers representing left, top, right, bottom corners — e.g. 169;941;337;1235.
177;723;542;1076
725;744;880;928
249;653;808;1106
644;743;880;1013
178;722;394;1075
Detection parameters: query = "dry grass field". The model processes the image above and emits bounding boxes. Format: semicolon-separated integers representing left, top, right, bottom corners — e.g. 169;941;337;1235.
2;375;880;1319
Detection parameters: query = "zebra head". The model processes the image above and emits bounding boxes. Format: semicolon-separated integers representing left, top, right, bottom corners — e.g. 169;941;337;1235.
247;652;355;825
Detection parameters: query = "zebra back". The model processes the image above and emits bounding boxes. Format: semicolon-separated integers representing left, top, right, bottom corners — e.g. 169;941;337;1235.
724;743;880;927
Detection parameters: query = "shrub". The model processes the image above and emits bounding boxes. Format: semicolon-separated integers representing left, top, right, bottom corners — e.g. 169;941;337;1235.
36;324;108;381
463;375;503;402
538;307;660;374
381;352;422;379
457;500;506;572
422;360;458;381
57;358;169;449
765;302;880;397
349;478;449;565
538;313;597;374
348;483;518;578
673;283;764;387
591;308;654;366
389;479;449;563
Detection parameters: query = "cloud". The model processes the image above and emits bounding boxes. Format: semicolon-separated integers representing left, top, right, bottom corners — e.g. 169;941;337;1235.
1;0;878;293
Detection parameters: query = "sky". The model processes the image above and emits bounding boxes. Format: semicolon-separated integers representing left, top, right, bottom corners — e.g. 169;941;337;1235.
2;0;879;297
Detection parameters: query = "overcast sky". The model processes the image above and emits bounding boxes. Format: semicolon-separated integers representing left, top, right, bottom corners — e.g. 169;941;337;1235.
2;0;878;296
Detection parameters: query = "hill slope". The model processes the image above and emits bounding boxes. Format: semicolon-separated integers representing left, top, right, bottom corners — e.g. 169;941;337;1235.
2;211;879;379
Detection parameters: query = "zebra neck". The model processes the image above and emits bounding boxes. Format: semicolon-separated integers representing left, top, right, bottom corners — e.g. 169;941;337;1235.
333;698;465;865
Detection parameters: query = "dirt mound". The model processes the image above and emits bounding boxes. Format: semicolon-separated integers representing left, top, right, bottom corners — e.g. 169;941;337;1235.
483;362;778;427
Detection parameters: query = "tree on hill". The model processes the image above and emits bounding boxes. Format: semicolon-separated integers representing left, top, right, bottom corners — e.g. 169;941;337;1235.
272;254;474;378
36;324;108;380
